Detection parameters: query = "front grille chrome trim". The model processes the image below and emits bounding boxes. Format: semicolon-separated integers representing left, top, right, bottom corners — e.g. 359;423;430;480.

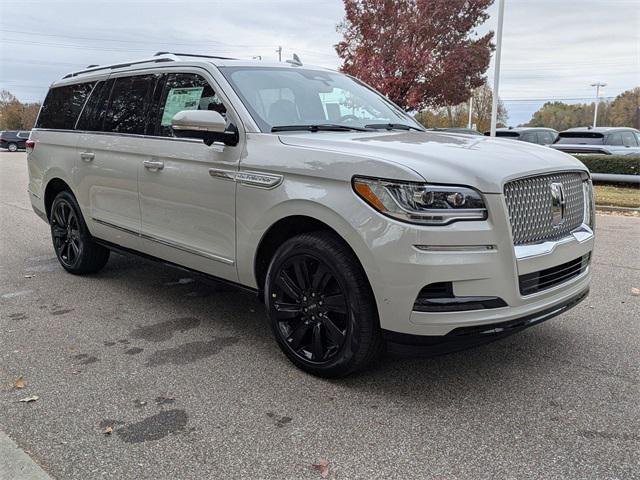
504;172;587;246
514;224;593;259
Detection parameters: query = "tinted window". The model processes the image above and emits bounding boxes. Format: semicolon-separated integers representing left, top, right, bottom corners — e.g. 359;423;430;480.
154;73;226;137
520;133;537;143
103;75;156;135
76;80;111;131
495;131;520;138
36;82;94;129
539;132;555;144
556;133;604;145
606;133;623;146
620;131;638;146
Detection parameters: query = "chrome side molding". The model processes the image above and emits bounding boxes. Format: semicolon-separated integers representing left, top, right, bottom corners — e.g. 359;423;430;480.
91;218;234;265
207;169;283;189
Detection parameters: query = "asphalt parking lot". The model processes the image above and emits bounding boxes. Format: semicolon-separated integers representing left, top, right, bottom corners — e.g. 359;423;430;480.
1;151;639;479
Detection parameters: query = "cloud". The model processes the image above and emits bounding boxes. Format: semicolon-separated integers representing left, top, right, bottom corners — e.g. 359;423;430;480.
1;0;638;126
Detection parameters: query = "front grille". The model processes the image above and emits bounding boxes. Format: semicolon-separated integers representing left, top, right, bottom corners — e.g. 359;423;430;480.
519;254;590;295
504;172;586;245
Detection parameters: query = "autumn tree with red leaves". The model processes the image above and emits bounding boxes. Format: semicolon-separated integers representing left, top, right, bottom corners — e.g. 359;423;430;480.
336;0;494;111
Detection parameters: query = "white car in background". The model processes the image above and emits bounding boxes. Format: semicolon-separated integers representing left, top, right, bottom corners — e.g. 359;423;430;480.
27;53;594;377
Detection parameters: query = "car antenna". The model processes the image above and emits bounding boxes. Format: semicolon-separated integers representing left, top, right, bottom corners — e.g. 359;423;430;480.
286;53;303;67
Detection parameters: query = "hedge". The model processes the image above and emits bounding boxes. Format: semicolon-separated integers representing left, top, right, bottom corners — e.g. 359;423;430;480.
572;155;640;176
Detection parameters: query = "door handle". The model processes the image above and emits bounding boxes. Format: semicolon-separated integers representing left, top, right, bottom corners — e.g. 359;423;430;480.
80;152;95;162
143;160;164;171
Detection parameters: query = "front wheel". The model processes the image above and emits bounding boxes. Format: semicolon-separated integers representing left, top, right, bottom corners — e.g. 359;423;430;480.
50;191;110;274
264;232;383;377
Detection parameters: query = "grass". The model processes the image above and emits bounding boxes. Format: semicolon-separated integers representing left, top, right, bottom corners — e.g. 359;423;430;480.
594;184;640;208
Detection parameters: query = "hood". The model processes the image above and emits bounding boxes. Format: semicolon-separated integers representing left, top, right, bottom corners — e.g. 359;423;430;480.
278;130;587;193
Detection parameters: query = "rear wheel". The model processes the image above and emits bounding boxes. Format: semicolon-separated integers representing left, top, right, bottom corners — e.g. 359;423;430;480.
50;191;110;274
7;143;18;152
265;232;383;377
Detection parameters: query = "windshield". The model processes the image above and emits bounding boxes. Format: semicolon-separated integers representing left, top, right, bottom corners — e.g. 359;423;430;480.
555;132;604;145
220;66;422;132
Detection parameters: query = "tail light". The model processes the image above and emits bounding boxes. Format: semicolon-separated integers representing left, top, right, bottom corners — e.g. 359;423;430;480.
26;140;35;153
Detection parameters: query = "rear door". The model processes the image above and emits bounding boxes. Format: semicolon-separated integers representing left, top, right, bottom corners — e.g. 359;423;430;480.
137;69;242;281
75;74;158;250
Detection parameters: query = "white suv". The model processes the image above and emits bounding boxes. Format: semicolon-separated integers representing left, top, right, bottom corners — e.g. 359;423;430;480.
27;53;595;377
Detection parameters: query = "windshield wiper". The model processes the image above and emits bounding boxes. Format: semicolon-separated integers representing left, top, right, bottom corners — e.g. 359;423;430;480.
271;124;370;132
365;123;424;132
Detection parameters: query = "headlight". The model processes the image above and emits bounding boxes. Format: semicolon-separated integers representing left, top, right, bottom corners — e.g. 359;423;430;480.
352;176;487;225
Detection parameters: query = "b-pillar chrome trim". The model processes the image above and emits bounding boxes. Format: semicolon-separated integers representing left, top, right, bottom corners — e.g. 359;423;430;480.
208;168;283;189
91;218;235;265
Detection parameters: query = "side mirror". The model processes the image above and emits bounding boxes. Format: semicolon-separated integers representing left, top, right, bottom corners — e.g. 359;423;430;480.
171;110;239;146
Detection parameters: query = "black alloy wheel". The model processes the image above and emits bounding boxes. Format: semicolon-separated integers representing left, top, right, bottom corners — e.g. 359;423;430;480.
50;190;110;274
265;232;383;377
271;253;350;363
51;199;82;268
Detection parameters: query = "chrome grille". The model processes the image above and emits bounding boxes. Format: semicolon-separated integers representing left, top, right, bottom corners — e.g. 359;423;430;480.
504;172;586;245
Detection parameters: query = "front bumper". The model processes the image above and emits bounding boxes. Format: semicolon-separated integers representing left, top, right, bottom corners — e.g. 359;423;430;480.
358;193;594;337
384;287;589;354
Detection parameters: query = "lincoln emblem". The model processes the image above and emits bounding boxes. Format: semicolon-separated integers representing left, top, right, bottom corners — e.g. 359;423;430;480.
550;182;566;227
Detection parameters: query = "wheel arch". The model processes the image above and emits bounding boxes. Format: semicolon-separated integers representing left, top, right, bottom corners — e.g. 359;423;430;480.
44;177;74;221
252;211;376;299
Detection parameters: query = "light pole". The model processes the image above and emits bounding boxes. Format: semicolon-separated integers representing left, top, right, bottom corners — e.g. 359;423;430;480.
467;93;474;129
591;82;606;127
489;0;505;136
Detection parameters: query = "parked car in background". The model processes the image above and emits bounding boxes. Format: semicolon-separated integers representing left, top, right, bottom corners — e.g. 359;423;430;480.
550;127;640;156
484;127;559;145
27;53;594;377
0;130;31;151
428;127;483;136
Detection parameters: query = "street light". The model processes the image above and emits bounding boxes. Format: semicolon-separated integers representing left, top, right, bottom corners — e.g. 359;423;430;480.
489;0;505;137
590;82;606;128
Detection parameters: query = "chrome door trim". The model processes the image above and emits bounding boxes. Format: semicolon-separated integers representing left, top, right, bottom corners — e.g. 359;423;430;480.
92;218;235;265
208;168;236;181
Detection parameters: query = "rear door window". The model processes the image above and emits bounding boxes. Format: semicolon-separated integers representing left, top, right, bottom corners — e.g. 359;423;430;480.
153;73;226;137
36;82;95;130
520;132;537;143
76;80;112;131
606;133;623;146
103;75;156;135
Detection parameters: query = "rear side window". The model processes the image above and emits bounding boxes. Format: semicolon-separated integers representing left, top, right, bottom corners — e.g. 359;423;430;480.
36;82;94;129
556;133;604;145
103;75;156;135
76;80;112;131
154;73;226;137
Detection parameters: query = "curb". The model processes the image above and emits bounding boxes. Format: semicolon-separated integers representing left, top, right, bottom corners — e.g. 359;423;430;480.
0;431;53;480
596;205;640;213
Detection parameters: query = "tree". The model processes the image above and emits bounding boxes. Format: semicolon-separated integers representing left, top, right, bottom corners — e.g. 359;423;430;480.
609;87;640;128
0;90;41;130
414;83;507;132
336;0;494;111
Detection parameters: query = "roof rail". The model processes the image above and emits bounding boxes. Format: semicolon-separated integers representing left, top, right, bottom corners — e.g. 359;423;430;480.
154;51;237;60
62;54;178;79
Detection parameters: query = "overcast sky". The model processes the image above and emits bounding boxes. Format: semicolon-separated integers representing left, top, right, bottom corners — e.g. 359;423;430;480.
1;0;638;126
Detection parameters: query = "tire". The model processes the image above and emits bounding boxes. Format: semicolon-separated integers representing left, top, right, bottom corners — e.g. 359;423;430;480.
7;143;18;152
264;231;383;377
50;190;110;274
